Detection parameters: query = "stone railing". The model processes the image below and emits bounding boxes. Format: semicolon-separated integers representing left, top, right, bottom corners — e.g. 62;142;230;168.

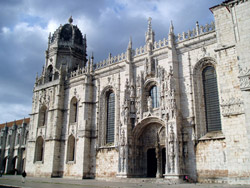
70;67;85;78
94;21;215;70
95;52;126;70
175;21;215;42
153;38;168;50
134;45;147;56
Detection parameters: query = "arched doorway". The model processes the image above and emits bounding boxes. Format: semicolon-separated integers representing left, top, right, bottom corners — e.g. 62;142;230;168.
133;117;166;178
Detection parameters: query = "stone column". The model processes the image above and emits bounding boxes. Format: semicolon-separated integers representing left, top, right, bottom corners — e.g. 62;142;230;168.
4;158;8;174
155;142;161;178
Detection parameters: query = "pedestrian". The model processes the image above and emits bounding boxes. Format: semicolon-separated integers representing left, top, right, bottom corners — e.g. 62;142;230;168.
21;170;27;183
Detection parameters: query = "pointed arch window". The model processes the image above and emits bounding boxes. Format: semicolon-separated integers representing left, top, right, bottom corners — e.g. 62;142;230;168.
70;97;78;123
35;136;44;162
38;106;47;127
67;135;75;162
202;66;221;132
106;91;115;144
16;134;20;146
7;135;11;146
47;65;53;82
149;85;159;108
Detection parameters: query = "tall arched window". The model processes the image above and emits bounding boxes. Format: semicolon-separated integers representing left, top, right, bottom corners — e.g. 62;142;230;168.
67;135;75;162
8;135;11;146
202;66;221;132
38;105;47;127
149;86;159;108
70;97;78;123
35;136;44;162
16;134;20;146
106;91;115;144
47;65;53;82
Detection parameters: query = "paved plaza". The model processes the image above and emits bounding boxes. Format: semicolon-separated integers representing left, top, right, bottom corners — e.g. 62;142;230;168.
0;176;250;188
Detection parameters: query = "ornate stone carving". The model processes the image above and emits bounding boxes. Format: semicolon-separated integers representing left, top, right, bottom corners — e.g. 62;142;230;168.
168;125;175;173
194;57;216;72
238;65;250;91
135;76;142;122
119;129;126;172
147;96;152;112
221;97;244;117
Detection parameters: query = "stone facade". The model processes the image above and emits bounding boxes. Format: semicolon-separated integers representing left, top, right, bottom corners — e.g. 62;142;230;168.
0;118;29;174
26;0;250;184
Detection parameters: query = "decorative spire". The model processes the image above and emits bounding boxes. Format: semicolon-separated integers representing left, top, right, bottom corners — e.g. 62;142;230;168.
68;16;73;24
48;32;51;46
148;17;152;33
36;72;38;81
90;52;94;73
169;20;174;34
145;17;154;45
127;36;132;49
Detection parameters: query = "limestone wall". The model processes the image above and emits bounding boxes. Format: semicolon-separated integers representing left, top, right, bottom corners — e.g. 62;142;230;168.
196;139;227;183
95;148;118;177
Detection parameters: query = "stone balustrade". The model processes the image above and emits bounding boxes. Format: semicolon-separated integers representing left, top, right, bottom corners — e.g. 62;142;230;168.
176;21;215;42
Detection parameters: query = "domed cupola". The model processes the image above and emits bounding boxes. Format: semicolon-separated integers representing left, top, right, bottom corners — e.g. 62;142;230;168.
45;16;88;75
50;16;86;47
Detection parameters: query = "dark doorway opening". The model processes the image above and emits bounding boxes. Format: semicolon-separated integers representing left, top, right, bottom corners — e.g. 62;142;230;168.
162;148;166;175
147;148;157;177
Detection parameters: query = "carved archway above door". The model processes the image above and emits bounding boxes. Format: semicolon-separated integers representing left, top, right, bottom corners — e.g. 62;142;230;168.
133;117;165;139
132;117;166;178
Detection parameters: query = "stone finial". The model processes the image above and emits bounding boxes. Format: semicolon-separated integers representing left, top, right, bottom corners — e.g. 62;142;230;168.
127;36;132;49
36;72;38;81
68;16;73;24
196;21;199;35
148;17;152;32
169;20;174;34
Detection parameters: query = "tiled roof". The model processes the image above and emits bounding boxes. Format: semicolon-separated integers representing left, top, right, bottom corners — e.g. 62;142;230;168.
0;118;30;129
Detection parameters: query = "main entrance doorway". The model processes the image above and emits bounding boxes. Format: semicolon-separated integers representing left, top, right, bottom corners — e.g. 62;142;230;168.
147;148;157;177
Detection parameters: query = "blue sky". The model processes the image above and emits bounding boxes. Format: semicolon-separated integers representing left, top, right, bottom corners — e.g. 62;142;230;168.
0;0;224;123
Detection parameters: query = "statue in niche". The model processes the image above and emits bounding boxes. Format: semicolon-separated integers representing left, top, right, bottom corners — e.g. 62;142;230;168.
123;99;129;125
170;99;176;119
161;82;165;97
130;85;135;98
168;125;175;173
124;78;130;101
161;82;165;111
147;96;152;112
166;66;174;94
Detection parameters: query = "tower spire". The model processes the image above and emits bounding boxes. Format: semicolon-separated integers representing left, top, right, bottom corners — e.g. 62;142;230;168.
127;36;132;49
145;17;154;52
148;17;152;33
169;20;174;34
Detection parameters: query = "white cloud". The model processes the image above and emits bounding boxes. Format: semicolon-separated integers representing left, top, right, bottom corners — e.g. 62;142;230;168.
1;27;10;34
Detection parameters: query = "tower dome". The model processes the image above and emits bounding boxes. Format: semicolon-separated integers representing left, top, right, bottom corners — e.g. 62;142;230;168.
50;16;85;46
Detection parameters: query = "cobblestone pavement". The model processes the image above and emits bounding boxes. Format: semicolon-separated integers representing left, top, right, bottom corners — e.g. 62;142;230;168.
0;175;250;188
